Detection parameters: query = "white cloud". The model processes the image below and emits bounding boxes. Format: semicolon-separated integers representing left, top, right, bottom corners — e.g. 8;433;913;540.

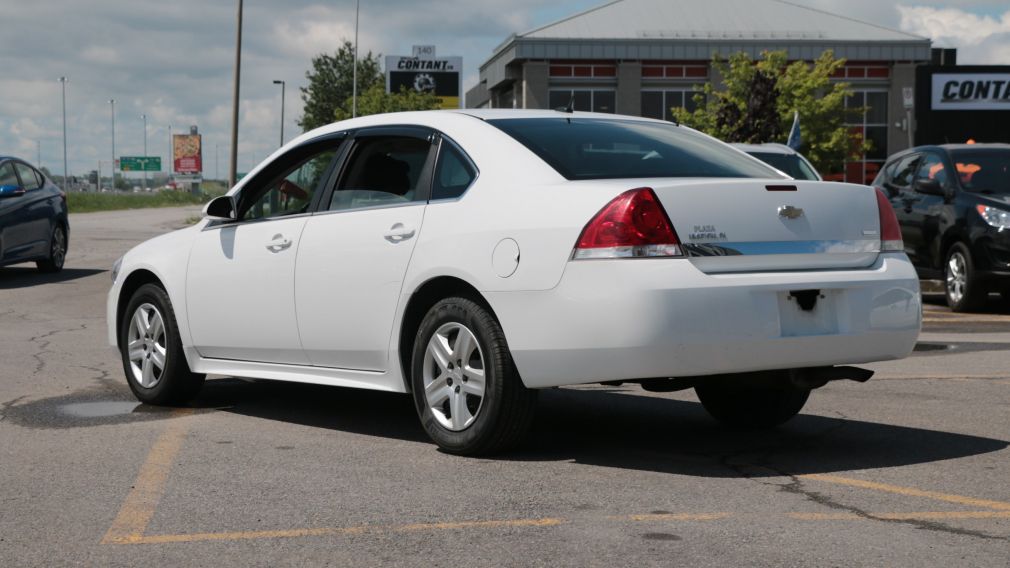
897;5;1010;46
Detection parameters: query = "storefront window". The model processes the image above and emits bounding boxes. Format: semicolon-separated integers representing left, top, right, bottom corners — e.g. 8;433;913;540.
548;89;616;113
640;90;699;122
845;91;889;185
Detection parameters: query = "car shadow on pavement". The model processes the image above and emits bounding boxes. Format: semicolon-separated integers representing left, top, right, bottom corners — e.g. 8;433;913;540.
195;378;1007;478
0;267;106;289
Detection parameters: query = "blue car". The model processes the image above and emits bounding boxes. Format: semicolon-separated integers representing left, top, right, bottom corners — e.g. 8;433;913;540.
0;157;69;272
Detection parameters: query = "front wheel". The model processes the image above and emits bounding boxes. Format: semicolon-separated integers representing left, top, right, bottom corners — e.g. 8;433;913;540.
119;283;204;405
36;224;66;273
945;243;986;312
410;297;537;455
695;382;809;429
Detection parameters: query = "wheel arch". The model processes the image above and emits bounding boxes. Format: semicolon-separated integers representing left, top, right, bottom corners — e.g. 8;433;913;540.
116;269;166;348
397;275;499;393
937;229;971;271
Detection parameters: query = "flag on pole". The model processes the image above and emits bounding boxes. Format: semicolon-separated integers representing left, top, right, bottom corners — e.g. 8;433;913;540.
787;110;802;151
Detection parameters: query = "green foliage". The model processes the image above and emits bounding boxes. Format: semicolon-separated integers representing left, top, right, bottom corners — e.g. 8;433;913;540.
298;40;383;132
333;85;441;121
66;189;214;213
672;50;867;175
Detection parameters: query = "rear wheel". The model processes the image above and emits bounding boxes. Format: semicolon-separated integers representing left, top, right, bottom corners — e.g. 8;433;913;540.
36;225;66;273
695;381;810;429
410;297;537;455
945;242;986;312
119;283;204;405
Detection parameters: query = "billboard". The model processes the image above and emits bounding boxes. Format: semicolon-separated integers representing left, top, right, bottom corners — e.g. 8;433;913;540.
385;55;462;109
931;73;1010;111
173;134;202;174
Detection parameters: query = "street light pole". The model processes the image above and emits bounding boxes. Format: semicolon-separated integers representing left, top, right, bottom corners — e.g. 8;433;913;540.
272;80;285;147
141;113;147;191
352;0;360;118
59;76;68;191
229;0;243;188
168;124;172;183
109;99;116;190
36;140;41;167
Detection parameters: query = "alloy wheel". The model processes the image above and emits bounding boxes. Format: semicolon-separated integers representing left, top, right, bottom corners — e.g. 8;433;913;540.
946;251;967;304
126;303;167;388
422;322;486;431
51;228;66;269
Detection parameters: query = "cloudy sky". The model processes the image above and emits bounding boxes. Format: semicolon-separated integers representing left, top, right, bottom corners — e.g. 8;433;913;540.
2;0;1008;179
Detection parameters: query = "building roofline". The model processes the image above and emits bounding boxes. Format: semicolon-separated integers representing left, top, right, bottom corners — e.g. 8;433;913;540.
771;0;927;42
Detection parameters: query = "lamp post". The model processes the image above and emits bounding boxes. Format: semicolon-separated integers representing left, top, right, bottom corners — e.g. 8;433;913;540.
168;124;172;183
272;80;285;148
352;0;360;118
141;113;148;191
36;140;41;167
109;99;116;190
229;0;243;188
59;76;68;191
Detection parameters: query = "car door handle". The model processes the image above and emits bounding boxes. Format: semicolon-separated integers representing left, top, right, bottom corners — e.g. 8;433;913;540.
265;234;292;253
384;223;415;243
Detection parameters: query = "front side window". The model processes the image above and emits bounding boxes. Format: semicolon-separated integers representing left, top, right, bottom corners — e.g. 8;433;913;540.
0;162;18;187
489;118;784;180
329;135;432;211
431;141;476;200
915;153;951;188
241;141;341;221
889;154;920;191
14;163;41;190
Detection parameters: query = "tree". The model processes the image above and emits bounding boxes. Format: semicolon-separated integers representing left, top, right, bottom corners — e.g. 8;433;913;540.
333;85;441;121
299;40;383;131
672;50;867;175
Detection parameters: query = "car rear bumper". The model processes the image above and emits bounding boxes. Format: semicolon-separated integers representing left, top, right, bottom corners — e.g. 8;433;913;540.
486;253;921;389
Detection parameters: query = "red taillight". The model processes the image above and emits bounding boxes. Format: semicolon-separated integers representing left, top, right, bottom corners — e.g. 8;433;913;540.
874;188;902;252
572;187;683;259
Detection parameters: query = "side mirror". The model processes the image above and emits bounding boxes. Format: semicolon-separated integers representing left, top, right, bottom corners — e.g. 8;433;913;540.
913;178;945;197
0;184;26;198
203;195;237;221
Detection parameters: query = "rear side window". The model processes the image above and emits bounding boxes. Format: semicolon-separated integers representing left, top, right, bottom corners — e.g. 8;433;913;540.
488;118;783;180
14;163;41;190
431;141;476;200
0;162;18;187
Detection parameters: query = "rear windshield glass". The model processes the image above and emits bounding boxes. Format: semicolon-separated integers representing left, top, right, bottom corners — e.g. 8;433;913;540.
488;118;784;181
748;152;819;181
949;149;1010;195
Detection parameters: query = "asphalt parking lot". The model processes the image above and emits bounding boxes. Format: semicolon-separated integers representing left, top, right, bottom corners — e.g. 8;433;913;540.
1;206;1008;567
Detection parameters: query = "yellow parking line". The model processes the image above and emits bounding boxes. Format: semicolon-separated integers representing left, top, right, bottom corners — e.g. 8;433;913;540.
801;474;1010;511
111;517;567;545
611;513;731;522
790;511;1010;521
101;409;194;545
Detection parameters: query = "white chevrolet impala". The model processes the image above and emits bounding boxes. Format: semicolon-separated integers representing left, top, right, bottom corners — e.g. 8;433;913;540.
107;110;920;454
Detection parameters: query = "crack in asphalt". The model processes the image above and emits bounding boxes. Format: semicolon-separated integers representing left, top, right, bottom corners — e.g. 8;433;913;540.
712;411;1007;542
26;323;88;376
0;396;27;422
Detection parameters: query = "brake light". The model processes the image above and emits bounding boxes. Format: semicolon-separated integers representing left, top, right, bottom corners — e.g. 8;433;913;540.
874;188;902;252
572;187;683;259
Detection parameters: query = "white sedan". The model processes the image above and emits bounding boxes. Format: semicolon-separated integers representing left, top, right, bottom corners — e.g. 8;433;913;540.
107;110;920;455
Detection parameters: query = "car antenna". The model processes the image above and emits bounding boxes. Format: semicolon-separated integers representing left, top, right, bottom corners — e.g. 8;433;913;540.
554;94;575;114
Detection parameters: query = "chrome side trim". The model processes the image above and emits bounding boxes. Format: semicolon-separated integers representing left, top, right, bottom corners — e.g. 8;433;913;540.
683;240;880;257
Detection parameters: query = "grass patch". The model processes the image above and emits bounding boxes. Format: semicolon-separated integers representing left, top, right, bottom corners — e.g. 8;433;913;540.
67;189;221;214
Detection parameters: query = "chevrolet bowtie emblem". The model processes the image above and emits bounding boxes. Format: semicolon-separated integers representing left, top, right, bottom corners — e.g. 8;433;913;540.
778;205;804;219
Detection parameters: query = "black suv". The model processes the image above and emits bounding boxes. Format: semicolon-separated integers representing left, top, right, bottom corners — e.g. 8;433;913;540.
873;144;1010;311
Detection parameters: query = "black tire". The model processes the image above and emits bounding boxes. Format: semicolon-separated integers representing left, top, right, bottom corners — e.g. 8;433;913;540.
695;381;810;429
410;297;537;455
119;283;204;405
36;224;66;273
944;242;987;313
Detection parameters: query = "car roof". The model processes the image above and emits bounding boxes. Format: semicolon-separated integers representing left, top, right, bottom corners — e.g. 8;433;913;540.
888;143;1010;162
730;143;797;155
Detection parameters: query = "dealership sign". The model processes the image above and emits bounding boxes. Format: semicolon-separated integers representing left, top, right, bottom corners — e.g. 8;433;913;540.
932;73;1010;110
385;55;462;109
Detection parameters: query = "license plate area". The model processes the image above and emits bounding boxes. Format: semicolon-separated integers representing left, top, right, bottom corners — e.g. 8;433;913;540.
778;289;839;337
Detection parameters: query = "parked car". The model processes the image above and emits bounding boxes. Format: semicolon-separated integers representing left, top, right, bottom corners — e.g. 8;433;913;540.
108;110;920;454
873;144;1010;311
732;143;821;181
0;157;68;272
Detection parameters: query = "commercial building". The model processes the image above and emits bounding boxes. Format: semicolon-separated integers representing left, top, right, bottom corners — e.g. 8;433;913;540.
466;0;934;184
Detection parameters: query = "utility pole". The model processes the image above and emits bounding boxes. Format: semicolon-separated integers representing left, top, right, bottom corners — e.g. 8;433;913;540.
229;0;243;188
109;99;116;190
168;124;173;183
352;0;360;118
141;113;148;191
36;140;41;167
273;80;285;147
59;76;68;191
